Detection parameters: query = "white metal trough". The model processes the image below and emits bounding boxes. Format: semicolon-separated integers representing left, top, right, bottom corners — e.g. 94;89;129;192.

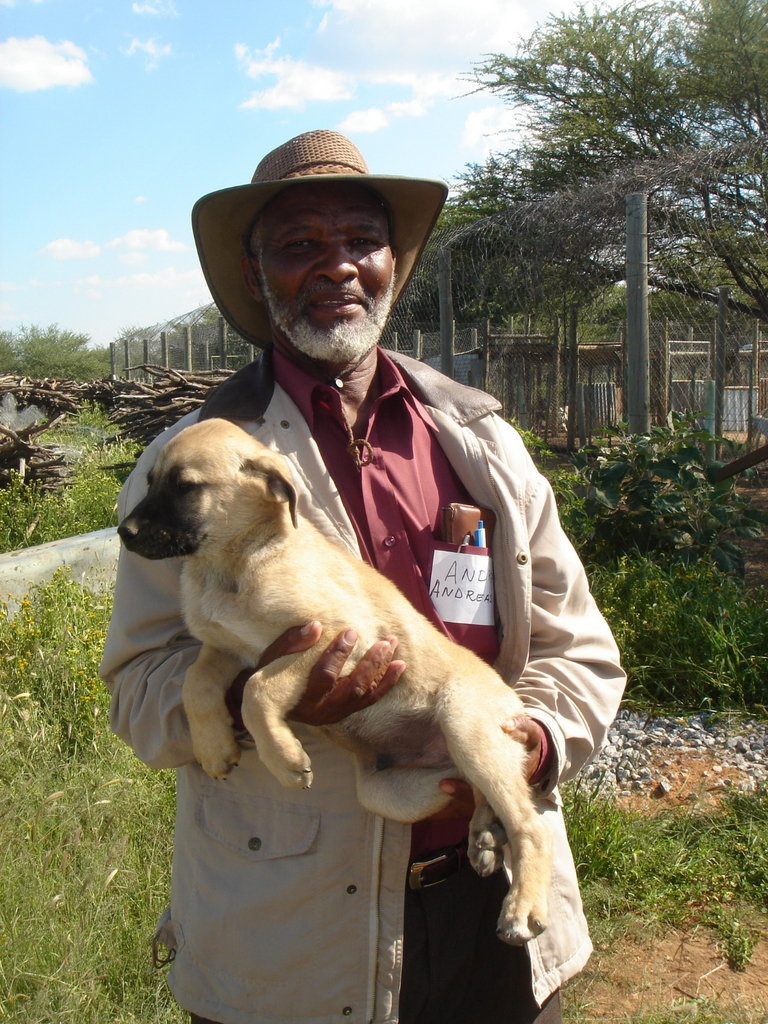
0;527;120;608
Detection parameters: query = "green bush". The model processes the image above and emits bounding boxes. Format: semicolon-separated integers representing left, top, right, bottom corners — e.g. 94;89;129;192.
589;557;768;709
0;409;137;553
567;415;766;575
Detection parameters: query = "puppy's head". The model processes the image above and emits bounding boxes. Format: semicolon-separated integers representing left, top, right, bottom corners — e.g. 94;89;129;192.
118;419;297;561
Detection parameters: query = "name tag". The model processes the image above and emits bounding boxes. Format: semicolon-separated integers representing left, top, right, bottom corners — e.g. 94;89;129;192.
428;547;494;626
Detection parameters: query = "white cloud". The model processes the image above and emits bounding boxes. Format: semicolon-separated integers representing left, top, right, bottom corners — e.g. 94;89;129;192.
0;36;93;92
461;106;528;154
117;252;149;267
0;0;45;7
42;238;101;260
336;108;391;134
312;0;534;65
124;37;172;69
106;229;186;253
132;0;178;13
336;72;459;134
236;40;354;111
134;195;148;204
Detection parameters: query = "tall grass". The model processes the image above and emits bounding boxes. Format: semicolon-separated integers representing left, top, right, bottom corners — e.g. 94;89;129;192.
0;577;183;1023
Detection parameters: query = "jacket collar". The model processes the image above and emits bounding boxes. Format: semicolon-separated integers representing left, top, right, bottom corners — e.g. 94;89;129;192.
199;345;501;427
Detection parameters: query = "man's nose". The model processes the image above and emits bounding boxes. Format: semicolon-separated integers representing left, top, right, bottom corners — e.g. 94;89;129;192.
314;242;358;282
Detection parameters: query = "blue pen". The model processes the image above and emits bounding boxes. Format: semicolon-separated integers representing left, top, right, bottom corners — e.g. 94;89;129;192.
474;520;486;547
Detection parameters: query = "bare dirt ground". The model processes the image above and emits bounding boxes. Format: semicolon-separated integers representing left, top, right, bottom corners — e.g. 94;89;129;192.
563;475;768;1023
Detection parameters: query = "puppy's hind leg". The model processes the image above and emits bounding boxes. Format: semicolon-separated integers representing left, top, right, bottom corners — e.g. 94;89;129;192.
183;645;244;780
438;687;551;945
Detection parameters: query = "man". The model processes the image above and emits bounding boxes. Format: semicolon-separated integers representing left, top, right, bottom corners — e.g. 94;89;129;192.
101;130;625;1024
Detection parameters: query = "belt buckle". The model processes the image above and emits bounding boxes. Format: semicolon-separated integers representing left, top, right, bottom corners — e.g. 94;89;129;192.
408;851;450;891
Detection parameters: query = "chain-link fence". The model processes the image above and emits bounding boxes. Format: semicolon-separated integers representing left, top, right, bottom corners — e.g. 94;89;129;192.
117;141;767;451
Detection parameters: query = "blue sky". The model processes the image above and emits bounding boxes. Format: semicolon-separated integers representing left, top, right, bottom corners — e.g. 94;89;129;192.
2;0;591;348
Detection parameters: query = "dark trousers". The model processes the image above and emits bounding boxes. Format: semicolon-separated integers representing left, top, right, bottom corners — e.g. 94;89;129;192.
190;865;561;1024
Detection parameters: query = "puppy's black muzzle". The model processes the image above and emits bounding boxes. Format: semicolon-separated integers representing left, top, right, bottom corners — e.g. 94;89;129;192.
118;490;203;560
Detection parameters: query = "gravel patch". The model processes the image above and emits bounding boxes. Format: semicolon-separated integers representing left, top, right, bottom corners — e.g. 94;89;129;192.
580;710;768;800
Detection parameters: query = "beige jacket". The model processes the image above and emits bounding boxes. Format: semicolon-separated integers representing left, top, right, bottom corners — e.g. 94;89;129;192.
101;351;625;1024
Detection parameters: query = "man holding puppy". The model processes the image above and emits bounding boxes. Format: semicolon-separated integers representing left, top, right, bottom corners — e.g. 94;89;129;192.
101;130;625;1024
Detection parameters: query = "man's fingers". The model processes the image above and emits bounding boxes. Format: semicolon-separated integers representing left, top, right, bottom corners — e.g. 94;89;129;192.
313;629;359;684
257;621;322;668
348;637;399;697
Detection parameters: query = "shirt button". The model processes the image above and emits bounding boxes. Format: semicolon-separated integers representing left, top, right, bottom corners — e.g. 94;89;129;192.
383;535;396;548
346;884;357;894
247;837;262;851
280;420;290;429
342;1009;353;1016
516;551;529;565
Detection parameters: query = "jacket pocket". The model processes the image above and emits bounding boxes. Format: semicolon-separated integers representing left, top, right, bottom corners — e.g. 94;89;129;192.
195;779;320;861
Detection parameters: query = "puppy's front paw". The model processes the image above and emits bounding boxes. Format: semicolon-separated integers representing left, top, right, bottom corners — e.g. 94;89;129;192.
282;765;314;789
194;731;241;780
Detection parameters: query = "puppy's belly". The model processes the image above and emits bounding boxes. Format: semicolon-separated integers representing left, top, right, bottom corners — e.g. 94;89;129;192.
341;714;454;771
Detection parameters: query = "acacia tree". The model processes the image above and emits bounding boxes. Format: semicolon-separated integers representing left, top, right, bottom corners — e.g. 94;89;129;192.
465;0;767;193
428;0;768;323
0;324;111;379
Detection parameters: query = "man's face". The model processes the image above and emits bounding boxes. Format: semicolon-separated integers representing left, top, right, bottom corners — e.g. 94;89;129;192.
244;182;396;365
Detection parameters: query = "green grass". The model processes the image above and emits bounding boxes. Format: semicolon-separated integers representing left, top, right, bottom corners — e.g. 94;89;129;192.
564;783;768;971
0;577;183;1023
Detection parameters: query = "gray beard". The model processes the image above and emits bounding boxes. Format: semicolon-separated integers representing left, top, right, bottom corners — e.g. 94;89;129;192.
260;278;394;364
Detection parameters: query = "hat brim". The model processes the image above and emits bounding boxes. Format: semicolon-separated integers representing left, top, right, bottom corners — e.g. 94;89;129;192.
191;174;448;348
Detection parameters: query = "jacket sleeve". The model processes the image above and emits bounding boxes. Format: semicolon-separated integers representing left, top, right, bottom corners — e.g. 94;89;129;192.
99;419;202;769
517;467;625;793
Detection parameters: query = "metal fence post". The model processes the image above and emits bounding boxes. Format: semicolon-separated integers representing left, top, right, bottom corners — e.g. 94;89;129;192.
438;247;454;379
625;193;650;434
714;286;729;438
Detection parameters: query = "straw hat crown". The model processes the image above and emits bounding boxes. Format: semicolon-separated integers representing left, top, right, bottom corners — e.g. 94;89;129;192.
192;130;448;347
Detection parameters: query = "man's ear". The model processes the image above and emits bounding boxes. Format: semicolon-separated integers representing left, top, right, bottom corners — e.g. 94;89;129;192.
241;253;264;301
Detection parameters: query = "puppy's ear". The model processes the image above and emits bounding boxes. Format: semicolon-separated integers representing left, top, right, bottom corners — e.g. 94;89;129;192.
240;457;298;529
266;472;298;529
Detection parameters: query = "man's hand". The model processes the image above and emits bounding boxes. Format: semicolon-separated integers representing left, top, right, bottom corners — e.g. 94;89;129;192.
429;715;547;822
289;626;404;725
224;622;405;731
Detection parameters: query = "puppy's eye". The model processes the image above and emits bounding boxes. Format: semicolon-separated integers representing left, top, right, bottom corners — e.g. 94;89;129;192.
175;480;202;495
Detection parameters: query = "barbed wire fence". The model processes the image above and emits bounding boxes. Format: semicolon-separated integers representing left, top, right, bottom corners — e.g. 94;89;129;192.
116;138;768;451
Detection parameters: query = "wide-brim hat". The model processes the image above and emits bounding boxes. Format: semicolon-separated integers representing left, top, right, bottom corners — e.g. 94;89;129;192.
191;130;448;348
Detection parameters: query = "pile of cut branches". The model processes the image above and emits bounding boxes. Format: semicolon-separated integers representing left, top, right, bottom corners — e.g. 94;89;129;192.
0;414;70;491
107;365;232;446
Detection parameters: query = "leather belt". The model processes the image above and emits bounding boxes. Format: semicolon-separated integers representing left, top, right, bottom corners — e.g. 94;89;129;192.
408;840;468;891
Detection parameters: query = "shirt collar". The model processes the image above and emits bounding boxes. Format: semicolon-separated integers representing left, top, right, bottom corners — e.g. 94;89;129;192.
272;345;435;432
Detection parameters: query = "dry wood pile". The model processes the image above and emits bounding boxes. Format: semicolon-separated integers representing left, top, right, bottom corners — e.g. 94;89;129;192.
0;414;70;490
107;365;232;446
0;367;233;490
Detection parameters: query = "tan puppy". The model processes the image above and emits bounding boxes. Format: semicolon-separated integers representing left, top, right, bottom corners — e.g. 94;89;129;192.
118;417;551;945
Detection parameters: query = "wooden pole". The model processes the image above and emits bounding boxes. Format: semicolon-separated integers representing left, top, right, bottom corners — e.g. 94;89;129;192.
566;306;579;450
